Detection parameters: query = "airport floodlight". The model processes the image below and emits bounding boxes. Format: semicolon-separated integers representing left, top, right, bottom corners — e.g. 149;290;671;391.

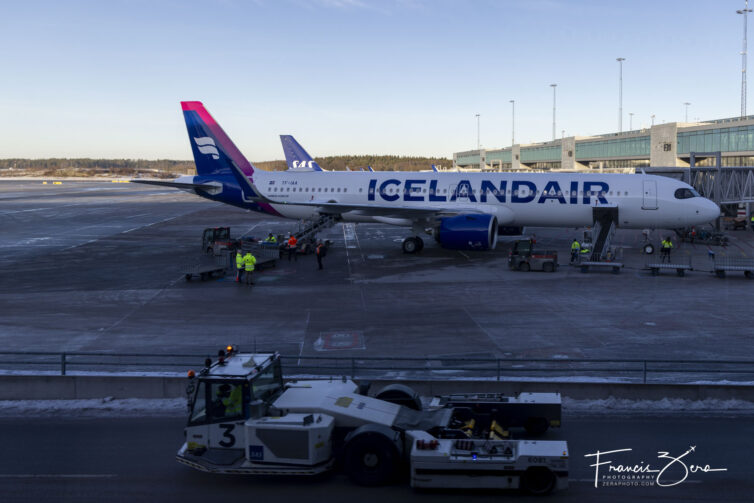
475;113;480;151
550;84;557;141
509;100;515;146
629;112;634;130
684;102;691;122
738;2;753;117
617;57;626;132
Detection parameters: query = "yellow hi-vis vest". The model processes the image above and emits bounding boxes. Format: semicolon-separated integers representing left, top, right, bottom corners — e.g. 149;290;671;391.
244;253;256;272
571;241;581;251
222;386;243;416
236;252;244;269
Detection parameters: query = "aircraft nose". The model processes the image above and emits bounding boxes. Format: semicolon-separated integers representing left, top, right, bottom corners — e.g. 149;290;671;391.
701;199;720;222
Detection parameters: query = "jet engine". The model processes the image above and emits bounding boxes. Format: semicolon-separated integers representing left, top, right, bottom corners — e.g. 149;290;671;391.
435;214;498;250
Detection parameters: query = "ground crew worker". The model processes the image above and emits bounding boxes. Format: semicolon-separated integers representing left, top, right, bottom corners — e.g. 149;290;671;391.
263;232;277;245
287;234;298;261
315;241;326;270
751;215;754;232
570;239;581;263
235;249;244;282
243;251;256;285
661;237;673;262
215;383;243;417
580;241;591;259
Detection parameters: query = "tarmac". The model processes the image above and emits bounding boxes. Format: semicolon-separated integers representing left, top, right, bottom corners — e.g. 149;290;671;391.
2;179;754;364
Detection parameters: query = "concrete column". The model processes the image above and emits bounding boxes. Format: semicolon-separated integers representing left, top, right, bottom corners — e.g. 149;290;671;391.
650;123;680;167
512;145;521;170
479;149;487;170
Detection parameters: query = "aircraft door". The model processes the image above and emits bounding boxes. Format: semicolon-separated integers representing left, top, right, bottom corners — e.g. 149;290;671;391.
642;180;658;210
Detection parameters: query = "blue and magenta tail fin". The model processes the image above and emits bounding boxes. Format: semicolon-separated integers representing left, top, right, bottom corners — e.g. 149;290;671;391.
181;101;255;177
279;135;323;171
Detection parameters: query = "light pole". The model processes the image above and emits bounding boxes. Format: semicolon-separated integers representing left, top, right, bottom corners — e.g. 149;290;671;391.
684;102;691;122
629;112;634;130
617;57;626;132
475;113;480;150
509;100;515;146
651;114;656;126
738;1;752;117
550;84;557;141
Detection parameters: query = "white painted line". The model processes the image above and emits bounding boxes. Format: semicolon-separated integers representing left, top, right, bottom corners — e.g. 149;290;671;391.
298;310;310;366
0;474;117;479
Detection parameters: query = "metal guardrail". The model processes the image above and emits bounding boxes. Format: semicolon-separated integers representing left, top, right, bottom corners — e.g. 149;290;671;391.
1;352;754;385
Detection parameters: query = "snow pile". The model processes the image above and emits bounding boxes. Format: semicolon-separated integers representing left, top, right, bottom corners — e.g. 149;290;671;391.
0;397;186;417
564;397;754;414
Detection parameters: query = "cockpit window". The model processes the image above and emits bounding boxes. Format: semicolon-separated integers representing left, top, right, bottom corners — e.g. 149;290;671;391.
674;188;700;199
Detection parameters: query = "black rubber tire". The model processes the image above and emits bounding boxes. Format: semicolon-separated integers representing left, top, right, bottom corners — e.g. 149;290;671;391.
185;274;192;281
644;244;655;255
415;237;424;253
677;269;685;277
521;466;556;495
542;262;554;273
612;266;620;275
200;272;208;281
206;247;213;255
523;417;549;436
402;238;418;254
375;384;422;411
716;270;726;278
343;432;399;486
651;268;659;276
745;270;753;279
519;262;531;272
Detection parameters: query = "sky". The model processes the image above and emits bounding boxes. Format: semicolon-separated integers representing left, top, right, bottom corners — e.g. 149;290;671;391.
0;0;751;161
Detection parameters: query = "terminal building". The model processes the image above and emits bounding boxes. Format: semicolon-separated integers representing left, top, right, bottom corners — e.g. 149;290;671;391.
453;116;754;213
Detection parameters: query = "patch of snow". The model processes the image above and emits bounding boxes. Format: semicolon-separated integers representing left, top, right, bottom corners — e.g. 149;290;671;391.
0;398;186;417
564;397;754;414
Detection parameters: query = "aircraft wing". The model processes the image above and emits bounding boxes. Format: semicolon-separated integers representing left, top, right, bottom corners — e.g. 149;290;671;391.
129;179;219;191
281;200;486;219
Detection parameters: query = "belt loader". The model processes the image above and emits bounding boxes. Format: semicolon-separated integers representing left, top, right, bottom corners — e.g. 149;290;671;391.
177;347;569;494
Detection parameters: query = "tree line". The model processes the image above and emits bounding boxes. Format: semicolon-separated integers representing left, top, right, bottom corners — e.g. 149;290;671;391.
0;155;452;178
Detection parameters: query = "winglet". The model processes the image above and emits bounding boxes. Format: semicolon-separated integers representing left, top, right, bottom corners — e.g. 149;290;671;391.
280;135;323;171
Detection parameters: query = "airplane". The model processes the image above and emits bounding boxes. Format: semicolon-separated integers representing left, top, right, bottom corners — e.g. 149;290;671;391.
132;101;720;254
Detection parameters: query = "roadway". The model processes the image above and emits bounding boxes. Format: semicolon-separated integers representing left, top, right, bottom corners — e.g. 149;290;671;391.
0;413;751;502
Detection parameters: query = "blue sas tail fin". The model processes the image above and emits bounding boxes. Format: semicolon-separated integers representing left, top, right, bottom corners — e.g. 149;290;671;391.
279;135;324;171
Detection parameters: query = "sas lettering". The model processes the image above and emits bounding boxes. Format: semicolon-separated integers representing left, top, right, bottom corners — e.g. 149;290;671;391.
365;179;610;205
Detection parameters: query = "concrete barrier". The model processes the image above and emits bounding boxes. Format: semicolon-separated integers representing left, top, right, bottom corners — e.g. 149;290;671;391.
1;375;753;402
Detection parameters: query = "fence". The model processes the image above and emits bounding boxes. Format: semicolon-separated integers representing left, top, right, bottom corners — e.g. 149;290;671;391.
1;351;754;385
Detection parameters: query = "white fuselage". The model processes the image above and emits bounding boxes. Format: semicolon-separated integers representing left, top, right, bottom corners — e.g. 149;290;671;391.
249;171;719;230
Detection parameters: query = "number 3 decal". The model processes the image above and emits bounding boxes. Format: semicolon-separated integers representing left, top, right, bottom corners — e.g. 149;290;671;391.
218;423;236;447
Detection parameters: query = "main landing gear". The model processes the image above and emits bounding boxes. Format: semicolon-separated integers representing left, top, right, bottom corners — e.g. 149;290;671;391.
402;236;424;254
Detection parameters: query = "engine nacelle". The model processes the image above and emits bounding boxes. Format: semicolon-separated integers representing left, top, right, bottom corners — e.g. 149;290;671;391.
436;214;498;250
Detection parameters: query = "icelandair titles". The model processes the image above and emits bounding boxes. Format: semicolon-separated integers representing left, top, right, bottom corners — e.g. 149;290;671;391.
367;179;610;205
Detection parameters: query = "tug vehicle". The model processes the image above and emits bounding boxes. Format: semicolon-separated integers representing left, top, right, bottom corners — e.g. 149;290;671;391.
177;347;569;494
